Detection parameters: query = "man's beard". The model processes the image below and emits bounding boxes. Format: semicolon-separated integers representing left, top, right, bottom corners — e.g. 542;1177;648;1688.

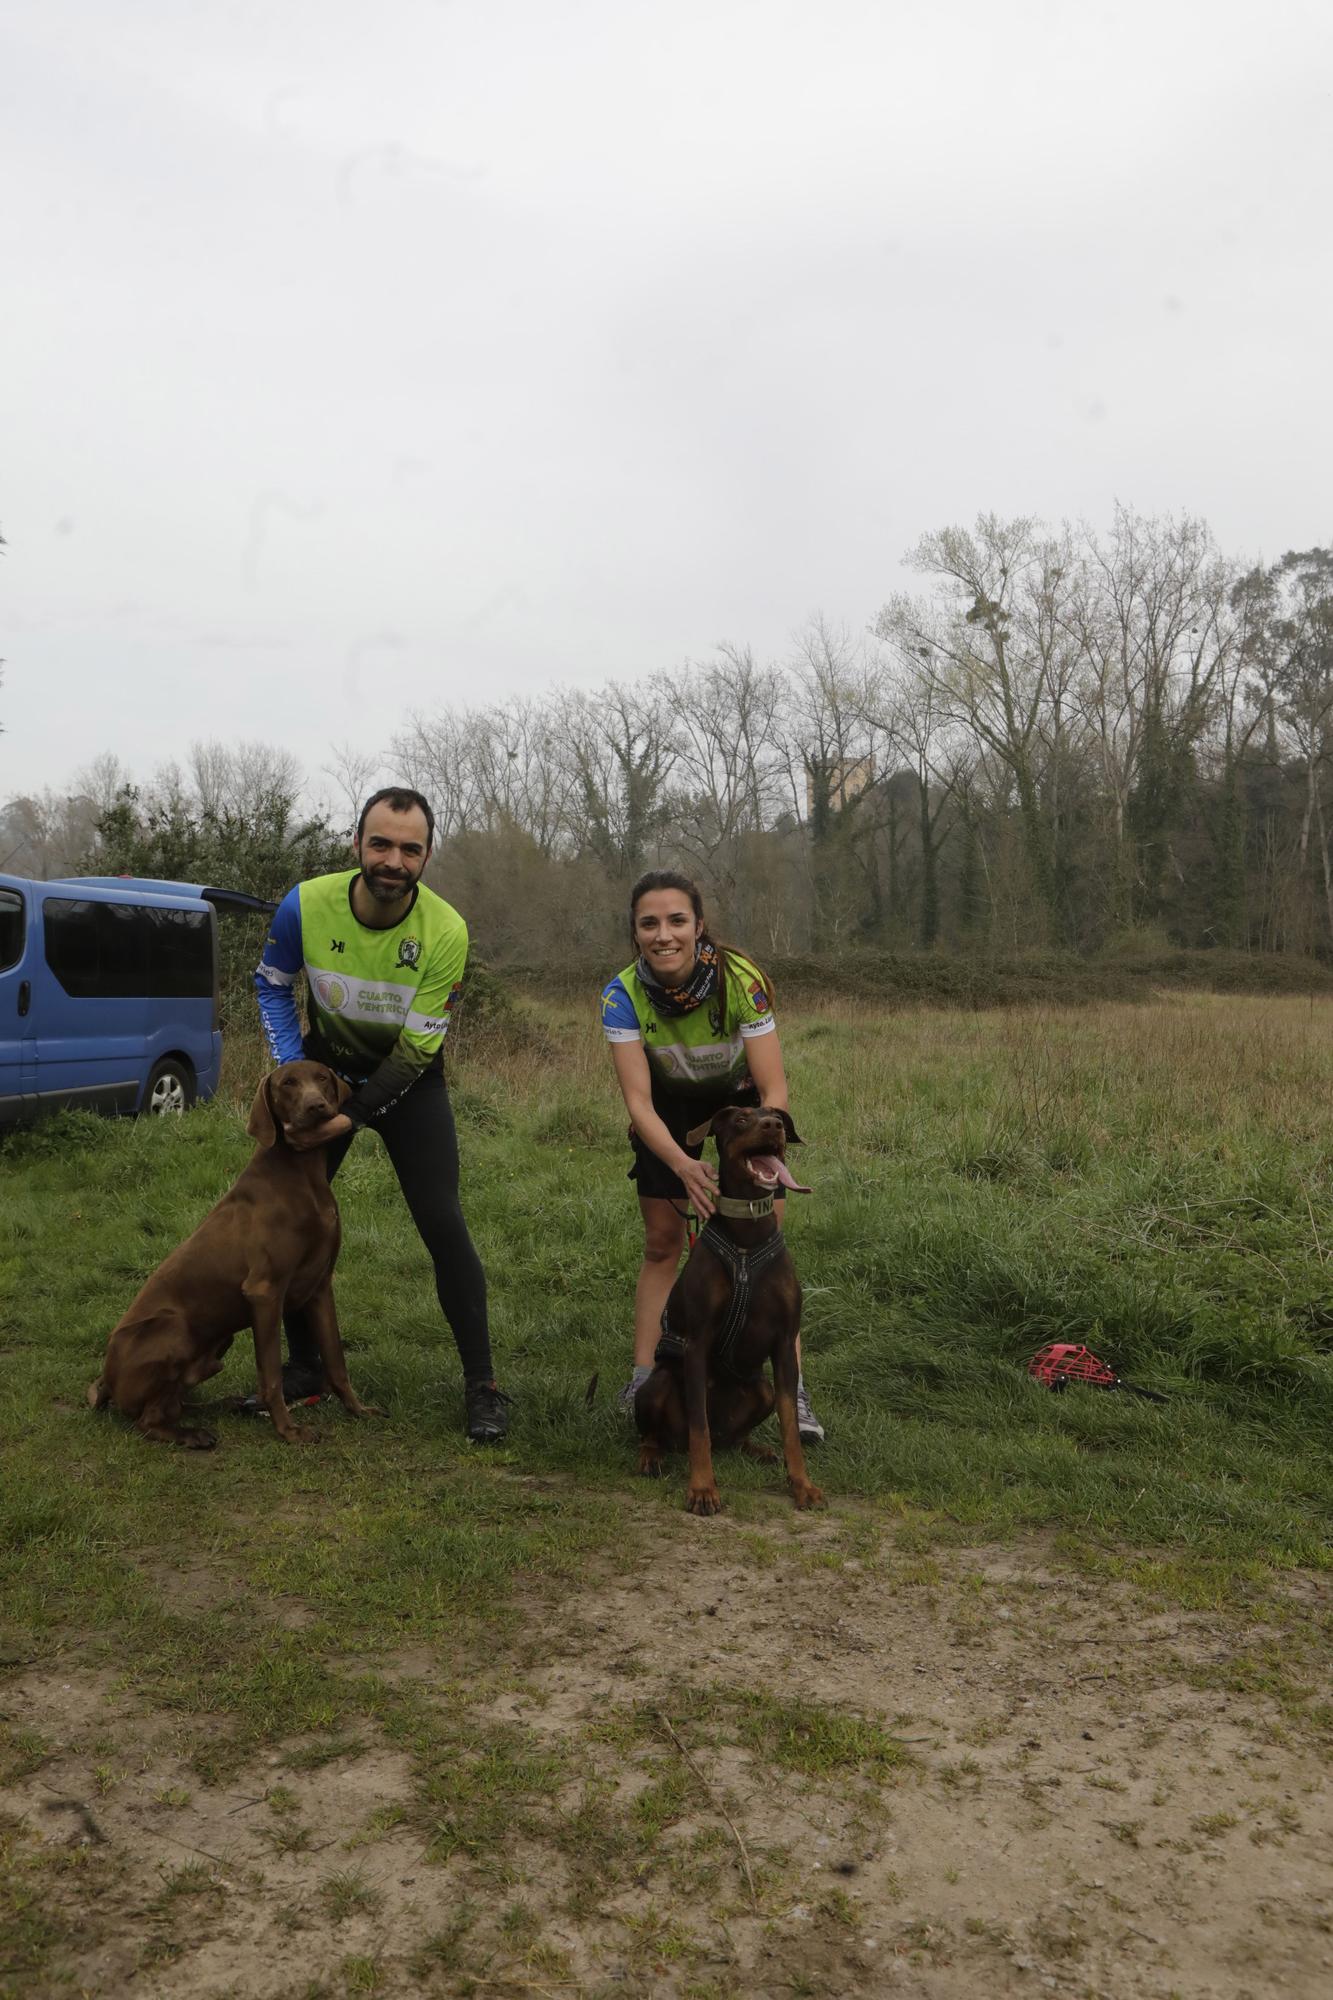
361;864;415;903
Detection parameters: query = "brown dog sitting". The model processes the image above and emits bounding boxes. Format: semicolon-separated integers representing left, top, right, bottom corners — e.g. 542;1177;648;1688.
88;1060;381;1448
634;1103;824;1515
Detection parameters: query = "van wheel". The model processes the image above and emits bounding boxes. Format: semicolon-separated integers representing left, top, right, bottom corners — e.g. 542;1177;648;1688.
143;1059;196;1116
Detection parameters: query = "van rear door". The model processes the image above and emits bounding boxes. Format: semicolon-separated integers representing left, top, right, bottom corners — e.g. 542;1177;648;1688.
0;882;37;1126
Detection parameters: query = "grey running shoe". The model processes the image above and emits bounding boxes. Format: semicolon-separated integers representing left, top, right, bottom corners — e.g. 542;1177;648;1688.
795;1384;825;1444
465;1379;513;1444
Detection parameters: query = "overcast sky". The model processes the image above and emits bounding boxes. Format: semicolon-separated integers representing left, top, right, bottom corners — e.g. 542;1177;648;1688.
3;0;1330;802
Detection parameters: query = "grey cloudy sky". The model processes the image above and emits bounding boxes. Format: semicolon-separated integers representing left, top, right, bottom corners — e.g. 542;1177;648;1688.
3;0;1330;801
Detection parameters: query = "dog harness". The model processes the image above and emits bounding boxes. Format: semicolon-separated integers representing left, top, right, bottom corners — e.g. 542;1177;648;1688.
655;1220;789;1380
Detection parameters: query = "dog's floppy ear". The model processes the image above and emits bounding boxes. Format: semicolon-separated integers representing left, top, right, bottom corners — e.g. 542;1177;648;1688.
685;1106;740;1148
774;1108;805;1146
332;1072;352;1109
247;1073;278;1148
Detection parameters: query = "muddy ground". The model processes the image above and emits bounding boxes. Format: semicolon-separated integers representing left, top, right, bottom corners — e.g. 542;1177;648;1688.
2;1509;1329;2000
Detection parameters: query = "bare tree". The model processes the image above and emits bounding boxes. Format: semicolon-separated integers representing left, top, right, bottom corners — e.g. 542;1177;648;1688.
1233;549;1333;942
551;680;678;875
470;696;580;855
391;706;488;843
877;516;1085;943
189;740;304;825
864;645;972;948
1071;508;1233;929
776;615;891;944
660;645;788;904
0;790;103;877
321;740;385;837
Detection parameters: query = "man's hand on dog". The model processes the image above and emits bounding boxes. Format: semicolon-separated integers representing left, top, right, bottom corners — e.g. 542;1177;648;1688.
287;1112;355;1151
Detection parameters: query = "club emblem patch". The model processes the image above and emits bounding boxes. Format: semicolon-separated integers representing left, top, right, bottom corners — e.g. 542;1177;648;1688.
319;975;349;1013
397;935;422;969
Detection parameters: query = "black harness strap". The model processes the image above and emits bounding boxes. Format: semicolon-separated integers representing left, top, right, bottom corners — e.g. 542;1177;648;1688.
655;1221;788;1380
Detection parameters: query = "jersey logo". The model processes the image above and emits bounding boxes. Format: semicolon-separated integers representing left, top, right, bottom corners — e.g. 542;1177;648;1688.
397;935;422;969
749;980;769;1013
709;1005;722;1033
317;975;349;1013
330;938;345;953
444;981;462;1012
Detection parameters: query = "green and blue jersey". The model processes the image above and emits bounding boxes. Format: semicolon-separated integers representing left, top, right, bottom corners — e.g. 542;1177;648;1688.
256;872;467;1124
600;953;775;1101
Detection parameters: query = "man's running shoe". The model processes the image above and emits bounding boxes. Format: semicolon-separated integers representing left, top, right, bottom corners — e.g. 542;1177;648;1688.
795;1384;825;1444
465;1379;513;1444
281;1361;326;1405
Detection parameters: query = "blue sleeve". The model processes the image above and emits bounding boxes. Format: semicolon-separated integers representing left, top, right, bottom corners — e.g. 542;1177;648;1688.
254;886;306;1065
600;977;640;1038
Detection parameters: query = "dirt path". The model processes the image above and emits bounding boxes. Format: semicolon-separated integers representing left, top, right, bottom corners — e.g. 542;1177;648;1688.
3;1515;1329;1999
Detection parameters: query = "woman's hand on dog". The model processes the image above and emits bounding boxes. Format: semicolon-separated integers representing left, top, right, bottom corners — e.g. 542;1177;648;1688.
676;1153;718;1218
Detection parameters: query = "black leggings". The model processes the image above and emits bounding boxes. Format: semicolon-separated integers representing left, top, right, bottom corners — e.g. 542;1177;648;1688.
284;1068;493;1381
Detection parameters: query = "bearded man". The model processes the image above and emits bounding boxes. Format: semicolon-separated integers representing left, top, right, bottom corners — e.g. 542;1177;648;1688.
254;786;511;1443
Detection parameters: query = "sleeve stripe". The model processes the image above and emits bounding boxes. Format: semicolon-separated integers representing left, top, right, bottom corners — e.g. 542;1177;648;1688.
405;1009;451;1036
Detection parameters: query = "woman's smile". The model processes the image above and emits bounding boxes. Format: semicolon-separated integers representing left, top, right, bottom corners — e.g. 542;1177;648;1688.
634;888;702;980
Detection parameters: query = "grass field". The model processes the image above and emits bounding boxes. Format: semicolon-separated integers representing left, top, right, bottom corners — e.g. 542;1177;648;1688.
1;993;1330;1998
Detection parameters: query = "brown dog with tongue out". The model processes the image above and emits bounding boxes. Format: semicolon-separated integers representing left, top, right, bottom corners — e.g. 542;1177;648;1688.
633;1102;824;1514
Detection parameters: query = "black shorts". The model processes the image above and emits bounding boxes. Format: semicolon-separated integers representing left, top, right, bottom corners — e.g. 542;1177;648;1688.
628;1083;759;1202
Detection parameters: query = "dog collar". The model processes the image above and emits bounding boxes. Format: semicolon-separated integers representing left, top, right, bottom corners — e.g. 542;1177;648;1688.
713;1192;775;1220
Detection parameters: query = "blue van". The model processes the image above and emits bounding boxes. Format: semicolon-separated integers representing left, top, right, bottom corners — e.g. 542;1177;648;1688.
0;875;272;1127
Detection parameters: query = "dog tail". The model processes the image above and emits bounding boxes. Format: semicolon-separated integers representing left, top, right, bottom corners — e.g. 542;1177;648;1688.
584;1372;599;1409
87;1375;111;1410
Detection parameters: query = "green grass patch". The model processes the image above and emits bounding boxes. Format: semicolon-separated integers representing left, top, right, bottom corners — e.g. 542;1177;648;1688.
1;991;1329;1717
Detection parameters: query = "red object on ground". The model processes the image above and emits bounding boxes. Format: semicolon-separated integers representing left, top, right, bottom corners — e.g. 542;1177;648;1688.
1027;1342;1168;1402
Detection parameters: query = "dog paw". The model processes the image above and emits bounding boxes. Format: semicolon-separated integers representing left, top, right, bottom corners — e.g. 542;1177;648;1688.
790;1482;826;1511
685;1486;723;1516
277;1424;321;1445
637;1452;664;1479
344;1400;386;1419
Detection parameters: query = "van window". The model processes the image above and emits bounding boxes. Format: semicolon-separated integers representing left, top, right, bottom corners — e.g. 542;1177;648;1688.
44;900;212;1000
144;907;213;998
0;890;24;973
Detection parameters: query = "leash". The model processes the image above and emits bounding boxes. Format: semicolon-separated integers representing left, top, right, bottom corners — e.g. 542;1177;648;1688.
671;1197;699;1251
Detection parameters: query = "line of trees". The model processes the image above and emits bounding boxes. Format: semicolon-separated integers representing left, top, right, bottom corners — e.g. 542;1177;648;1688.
3;509;1331;962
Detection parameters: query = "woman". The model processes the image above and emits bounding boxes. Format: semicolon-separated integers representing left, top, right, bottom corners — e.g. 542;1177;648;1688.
601;868;824;1440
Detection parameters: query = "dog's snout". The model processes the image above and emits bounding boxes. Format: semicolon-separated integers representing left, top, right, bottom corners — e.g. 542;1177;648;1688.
276;1085;331;1129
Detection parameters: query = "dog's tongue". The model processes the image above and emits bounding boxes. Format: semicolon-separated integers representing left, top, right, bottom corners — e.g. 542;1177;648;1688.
749;1153;811;1193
